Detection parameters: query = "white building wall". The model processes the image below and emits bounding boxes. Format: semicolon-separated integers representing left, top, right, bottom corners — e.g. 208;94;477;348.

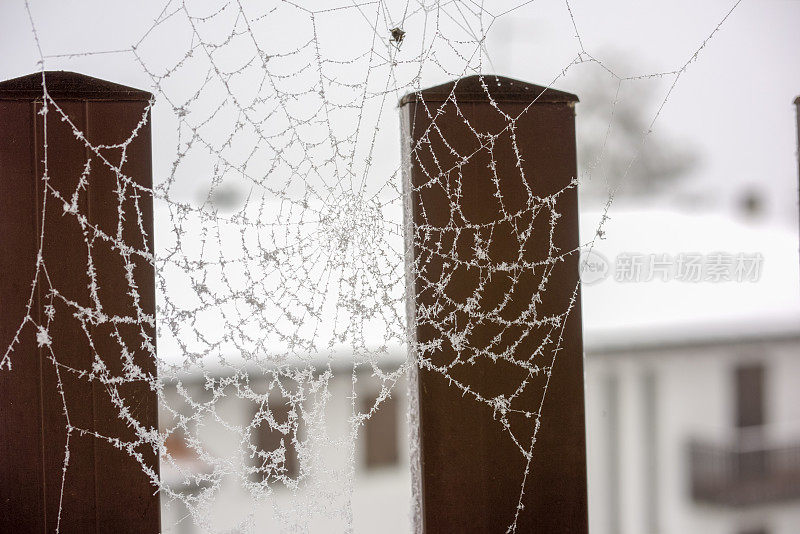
159;334;800;533
160;370;413;534
585;366;612;534
770;339;800;441
585;336;800;534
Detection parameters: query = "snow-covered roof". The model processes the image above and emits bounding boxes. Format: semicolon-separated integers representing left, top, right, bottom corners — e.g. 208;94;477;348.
153;203;800;370
579;209;800;352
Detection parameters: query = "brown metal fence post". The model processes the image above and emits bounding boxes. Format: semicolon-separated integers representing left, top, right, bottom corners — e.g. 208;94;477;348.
0;71;160;532
400;75;587;532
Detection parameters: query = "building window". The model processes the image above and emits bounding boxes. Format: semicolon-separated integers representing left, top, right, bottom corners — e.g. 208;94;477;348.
735;363;765;429
252;400;300;484
362;392;399;469
734;363;766;479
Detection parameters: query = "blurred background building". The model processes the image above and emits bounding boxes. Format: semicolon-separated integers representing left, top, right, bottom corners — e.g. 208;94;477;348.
159;206;800;533
581;210;800;534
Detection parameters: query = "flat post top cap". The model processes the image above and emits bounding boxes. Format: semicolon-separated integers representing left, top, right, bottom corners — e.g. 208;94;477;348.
399;74;578;106
0;71;152;101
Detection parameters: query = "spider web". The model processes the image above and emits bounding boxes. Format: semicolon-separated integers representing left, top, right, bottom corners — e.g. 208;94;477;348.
1;0;742;532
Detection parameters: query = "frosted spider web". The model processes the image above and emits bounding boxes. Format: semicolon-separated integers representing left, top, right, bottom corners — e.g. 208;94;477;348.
1;0;742;532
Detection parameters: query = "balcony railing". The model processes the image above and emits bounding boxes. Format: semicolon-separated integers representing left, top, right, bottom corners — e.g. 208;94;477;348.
689;434;800;506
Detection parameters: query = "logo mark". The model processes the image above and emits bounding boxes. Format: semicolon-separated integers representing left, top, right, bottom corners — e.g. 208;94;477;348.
579;249;610;285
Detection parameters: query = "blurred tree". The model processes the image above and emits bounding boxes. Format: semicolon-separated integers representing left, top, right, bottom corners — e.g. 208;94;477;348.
207;182;246;212
575;56;700;202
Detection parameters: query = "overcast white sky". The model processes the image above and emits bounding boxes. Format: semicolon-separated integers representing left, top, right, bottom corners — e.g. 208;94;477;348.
1;0;799;227
487;0;800;223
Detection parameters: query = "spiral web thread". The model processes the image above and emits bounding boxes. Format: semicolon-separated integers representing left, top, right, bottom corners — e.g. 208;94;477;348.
1;0;741;531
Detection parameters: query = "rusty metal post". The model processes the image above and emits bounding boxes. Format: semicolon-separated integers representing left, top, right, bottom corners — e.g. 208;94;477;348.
0;71;160;532
400;75;587;532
